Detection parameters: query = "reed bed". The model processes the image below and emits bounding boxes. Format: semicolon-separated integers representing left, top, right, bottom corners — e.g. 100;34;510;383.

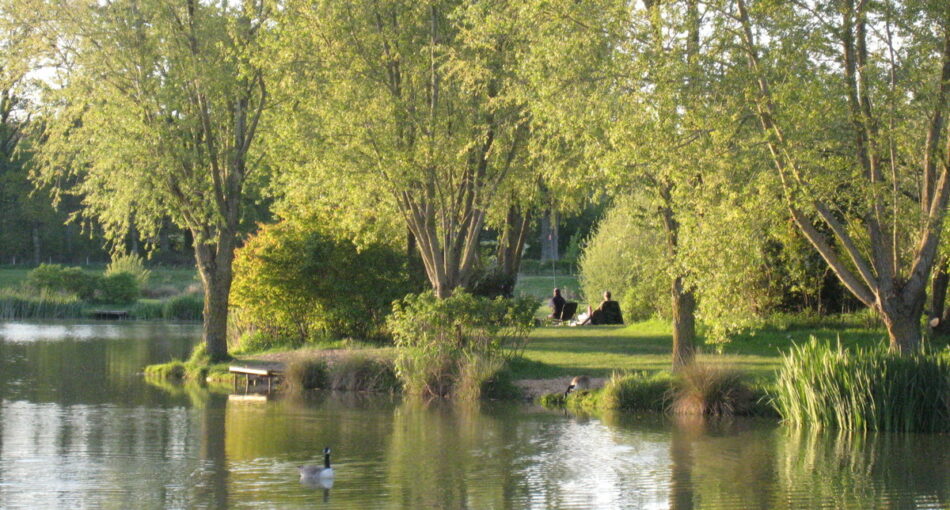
0;288;84;319
774;337;950;432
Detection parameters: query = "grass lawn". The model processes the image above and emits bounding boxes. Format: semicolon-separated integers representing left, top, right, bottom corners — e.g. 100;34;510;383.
514;274;582;302
512;318;893;382
0;268;29;289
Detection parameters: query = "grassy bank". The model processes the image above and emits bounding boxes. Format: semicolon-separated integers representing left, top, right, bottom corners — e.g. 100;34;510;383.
511;318;890;381
0;266;202;321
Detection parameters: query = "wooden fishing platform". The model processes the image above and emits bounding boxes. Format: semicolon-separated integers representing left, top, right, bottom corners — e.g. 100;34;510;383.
229;363;284;393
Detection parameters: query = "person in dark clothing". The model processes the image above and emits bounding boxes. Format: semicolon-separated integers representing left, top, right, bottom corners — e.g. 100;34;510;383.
581;291;624;325
549;288;566;319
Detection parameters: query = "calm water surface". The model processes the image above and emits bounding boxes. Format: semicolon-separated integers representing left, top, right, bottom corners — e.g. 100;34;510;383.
0;320;947;509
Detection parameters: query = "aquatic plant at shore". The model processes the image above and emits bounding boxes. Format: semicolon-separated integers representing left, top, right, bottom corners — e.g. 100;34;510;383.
774;337;950;432
0;287;84;319
670;364;754;416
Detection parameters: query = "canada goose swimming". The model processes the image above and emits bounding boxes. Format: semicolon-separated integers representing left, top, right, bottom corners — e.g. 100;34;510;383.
564;375;591;396
299;447;335;479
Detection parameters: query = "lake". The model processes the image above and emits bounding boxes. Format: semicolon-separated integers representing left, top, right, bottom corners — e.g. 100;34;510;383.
0;321;947;509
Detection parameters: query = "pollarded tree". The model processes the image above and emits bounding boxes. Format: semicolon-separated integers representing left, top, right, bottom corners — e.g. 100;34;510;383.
269;0;536;299
29;0;273;360
731;0;950;352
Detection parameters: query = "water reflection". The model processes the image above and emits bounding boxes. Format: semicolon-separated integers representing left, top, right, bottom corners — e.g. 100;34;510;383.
0;321;947;509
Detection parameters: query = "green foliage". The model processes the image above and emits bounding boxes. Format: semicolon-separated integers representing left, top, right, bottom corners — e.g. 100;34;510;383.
232;221;408;342
670;364;755;416
96;271;139;304
162;294;203;321
579;197;668;321
27;264;99;300
0;287;84;319
268;0;541;297
25;263;141;304
106;253;150;288
388;291;536;398
774;338;950;432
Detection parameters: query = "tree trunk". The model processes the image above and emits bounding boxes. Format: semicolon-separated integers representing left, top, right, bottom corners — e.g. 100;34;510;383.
929;260;950;334
406;228;428;292
879;298;923;354
31;222;40;266
496;206;531;297
672;276;696;370
540;211;558;262
194;235;235;362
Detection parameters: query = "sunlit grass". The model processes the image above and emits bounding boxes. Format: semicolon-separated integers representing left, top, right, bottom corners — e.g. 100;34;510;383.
514;318;890;382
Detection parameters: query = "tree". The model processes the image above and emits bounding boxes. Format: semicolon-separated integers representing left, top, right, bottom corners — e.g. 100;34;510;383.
269;0;536;299
29;0;272;360
517;0;772;369
731;0;950;352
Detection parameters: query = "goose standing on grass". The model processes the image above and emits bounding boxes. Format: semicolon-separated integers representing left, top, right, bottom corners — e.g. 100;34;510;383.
299;447;335;480
564;375;591;396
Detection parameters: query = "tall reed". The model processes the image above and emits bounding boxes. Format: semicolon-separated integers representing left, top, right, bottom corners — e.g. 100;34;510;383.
774;337;950;432
0;287;84;319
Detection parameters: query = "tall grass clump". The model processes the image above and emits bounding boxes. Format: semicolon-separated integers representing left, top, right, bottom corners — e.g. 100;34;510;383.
601;371;671;412
388;290;535;399
162;293;203;320
0;287;84;319
670;364;754;416
327;354;399;392
284;358;329;392
775;337;950;432
106;253;151;288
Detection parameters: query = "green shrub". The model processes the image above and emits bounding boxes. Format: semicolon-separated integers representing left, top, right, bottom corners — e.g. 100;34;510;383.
670;364;754;416
284;358;329;392
95;271;140;304
232;220;408;343
601;371;671;411
163;293;203;320
106;253;151;288
388;290;536;398
578;197;668;321
27;264;100;300
774;338;950;432
0;287;84;319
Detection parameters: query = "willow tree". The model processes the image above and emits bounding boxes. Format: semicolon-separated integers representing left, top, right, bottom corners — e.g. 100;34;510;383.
30;0;272;360
516;0;775;369
731;0;950;352
270;0;534;299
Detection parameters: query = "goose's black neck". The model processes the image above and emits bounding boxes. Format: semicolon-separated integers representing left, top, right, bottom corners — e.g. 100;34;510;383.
324;451;331;469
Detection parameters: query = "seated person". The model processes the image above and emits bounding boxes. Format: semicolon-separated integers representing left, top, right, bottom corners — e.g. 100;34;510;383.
580;291;624;325
548;288;566;319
